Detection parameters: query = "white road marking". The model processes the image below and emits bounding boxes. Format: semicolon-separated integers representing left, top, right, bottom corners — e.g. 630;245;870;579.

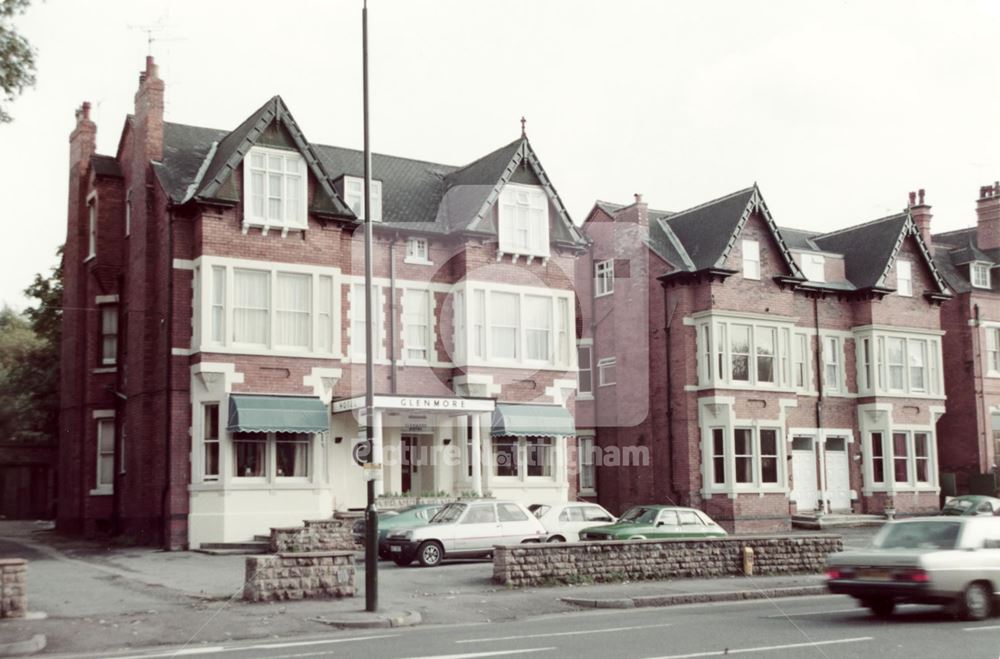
644;636;874;658
963;624;1000;632
455;623;673;644
400;649;554;659
105;634;398;659
764;608;861;618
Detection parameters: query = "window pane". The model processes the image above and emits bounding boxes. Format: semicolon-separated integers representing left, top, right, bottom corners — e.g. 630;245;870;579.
276;433;310;477
275;273;311;348
734;428;753;484
405;289;430;360
234;434;266;477
730;325;751;381
893;432;909;483
524;295;552;361
491;292;519;359
711;428;725;485
526;438;552;477
233;270;270;345
493;437;518;477
871;432;885;483
756;328;775;383
211;266;225;343
578;346;593;394
317;275;333;352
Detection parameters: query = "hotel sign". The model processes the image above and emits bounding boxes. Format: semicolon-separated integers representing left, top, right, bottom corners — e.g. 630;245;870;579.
332;395;495;414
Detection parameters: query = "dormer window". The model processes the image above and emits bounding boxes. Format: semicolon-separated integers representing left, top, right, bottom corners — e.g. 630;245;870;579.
801;254;825;283
244;147;307;230
498;183;549;258
343;176;382;222
896;260;913;297
971;262;992;289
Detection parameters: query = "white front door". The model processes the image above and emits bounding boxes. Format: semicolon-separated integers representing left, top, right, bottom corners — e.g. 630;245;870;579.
824;437;851;512
791;436;818;512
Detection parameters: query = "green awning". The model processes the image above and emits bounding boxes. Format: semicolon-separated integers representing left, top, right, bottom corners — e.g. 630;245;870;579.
491;404;575;437
227;395;329;433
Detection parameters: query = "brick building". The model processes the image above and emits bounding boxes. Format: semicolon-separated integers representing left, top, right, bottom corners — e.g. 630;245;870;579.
933;184;1000;492
576;185;951;532
59;58;586;548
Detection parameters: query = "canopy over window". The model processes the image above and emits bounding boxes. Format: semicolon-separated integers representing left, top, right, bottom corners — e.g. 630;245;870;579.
490;404;575;437
227;394;329;433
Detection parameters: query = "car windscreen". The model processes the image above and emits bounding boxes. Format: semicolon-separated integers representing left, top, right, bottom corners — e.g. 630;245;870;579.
619;507;658;524
430;503;467;524
872;520;962;550
941;499;974;515
529;504;551;518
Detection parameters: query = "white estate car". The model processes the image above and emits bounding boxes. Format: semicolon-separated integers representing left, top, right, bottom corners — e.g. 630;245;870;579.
385;500;547;567
529;502;617;542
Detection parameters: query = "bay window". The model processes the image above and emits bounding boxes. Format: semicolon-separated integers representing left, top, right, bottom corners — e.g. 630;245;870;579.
203;260;339;356
244;147;307;230
858;330;943;396
456;285;574;369
697;316;803;389
498;183;549;258
868;430;936;489
232;431;313;480
493;436;557;480
706;426;784;490
987;328;1000;375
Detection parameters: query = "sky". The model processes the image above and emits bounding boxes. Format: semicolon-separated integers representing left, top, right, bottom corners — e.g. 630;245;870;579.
1;0;999;309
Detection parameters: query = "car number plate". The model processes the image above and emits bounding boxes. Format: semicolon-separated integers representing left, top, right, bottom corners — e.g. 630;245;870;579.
860;568;892;581
390;545;401;553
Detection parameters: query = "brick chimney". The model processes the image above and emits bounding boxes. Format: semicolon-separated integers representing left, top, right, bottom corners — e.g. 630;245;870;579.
976;181;1000;251
69;101;96;174
617;192;649;227
133;55;164;162
908;188;932;250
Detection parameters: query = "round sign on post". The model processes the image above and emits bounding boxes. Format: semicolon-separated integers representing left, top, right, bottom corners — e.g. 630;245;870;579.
352;441;371;466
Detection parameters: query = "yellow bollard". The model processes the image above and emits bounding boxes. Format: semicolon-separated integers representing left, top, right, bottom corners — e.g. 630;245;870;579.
743;546;755;576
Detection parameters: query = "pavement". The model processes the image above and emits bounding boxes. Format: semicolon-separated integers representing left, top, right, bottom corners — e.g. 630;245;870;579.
0;521;880;657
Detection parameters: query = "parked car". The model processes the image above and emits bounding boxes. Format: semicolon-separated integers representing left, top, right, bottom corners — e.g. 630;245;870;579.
578;505;727;540
940;495;1000;517
352;510;399;546
385;500;546;567
826;516;1000;620
529;502;617;542
374;504;445;558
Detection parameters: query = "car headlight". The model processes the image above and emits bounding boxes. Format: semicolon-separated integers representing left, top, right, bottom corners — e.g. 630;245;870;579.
399;530;414;540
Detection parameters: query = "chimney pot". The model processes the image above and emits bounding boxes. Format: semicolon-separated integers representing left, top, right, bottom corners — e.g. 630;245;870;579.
918;188;925;205
634;193;643;204
908;191;916;206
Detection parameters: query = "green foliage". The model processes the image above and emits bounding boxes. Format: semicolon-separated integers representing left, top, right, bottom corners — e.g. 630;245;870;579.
0;0;35;123
0;246;60;444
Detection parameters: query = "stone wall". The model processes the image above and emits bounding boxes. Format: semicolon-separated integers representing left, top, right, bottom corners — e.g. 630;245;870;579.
269;519;355;553
243;551;355;602
0;558;27;618
493;534;841;587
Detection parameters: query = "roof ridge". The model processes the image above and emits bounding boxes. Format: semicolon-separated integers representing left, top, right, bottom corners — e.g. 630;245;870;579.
932;227;976;238
446;137;523;178
664;186;755;222
815;211;907;240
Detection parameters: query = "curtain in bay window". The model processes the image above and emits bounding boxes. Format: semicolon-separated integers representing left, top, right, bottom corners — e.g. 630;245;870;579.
275;273;311;348
233;270;270;345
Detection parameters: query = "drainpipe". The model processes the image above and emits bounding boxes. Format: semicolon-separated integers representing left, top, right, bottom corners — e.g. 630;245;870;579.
973;303;989;473
662;282;677;505
389;235;398;394
813;295;827;514
161;205;174;549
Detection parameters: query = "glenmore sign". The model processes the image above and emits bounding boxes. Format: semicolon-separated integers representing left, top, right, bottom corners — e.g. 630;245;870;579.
331;395;496;415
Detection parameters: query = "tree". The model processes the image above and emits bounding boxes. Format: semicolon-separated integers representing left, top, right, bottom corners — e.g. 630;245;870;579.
0;0;35;123
0;247;61;444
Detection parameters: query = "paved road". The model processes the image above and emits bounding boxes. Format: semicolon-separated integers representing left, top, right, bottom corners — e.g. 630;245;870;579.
47;594;1000;659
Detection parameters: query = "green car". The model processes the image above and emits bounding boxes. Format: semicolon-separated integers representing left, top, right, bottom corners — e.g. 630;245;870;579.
374;504;445;558
940;495;1000;516
579;505;728;541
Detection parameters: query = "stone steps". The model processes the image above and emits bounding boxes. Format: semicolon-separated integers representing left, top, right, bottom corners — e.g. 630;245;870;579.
193;541;270;555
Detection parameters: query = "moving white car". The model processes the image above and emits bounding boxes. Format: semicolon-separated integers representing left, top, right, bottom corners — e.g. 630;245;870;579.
529;502;617;542
385;500;546;567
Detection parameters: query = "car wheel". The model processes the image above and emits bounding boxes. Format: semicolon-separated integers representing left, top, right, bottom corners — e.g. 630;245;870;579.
547;535;565;543
959;582;992;621
868;599;895;618
392;555;413;567
417;541;443;567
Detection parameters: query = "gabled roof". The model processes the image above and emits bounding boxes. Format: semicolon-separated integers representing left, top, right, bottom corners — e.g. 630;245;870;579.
812;212;949;294
659;184;802;277
149;100;585;247
932;227;1000;293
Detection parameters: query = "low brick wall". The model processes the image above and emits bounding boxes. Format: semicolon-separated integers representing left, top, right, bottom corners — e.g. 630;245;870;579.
243;551;355;602
0;558;27;618
493;534;841;587
269;519;354;553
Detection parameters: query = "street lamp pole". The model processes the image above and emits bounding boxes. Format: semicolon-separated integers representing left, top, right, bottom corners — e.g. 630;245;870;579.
362;0;378;613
